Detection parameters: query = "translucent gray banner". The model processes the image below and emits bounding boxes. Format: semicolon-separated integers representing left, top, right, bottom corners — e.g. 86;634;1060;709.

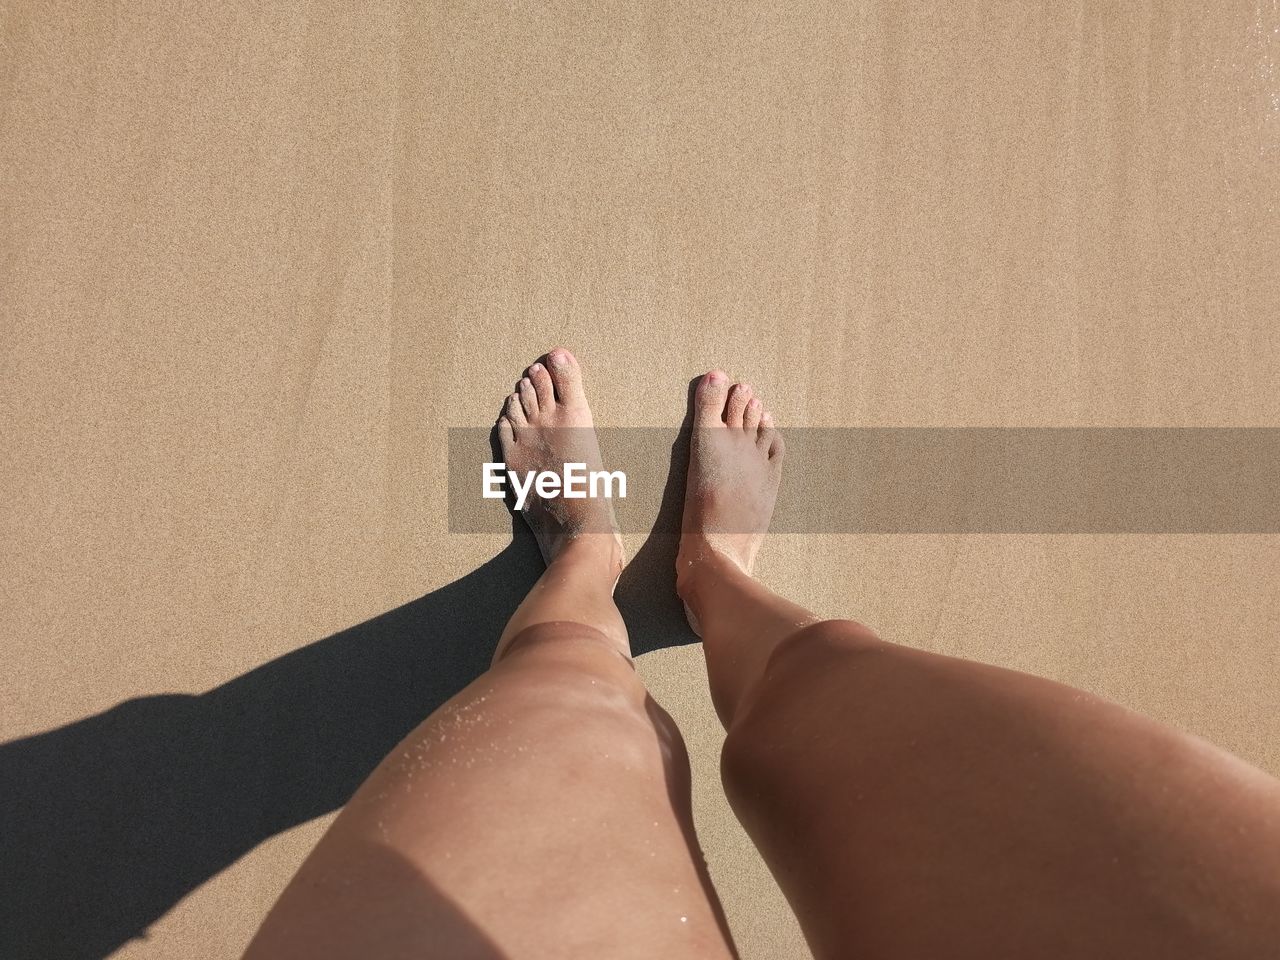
448;428;1280;534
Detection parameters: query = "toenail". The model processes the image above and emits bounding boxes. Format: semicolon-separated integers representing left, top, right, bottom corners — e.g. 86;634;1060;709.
531;362;543;372
707;371;725;384
748;397;760;407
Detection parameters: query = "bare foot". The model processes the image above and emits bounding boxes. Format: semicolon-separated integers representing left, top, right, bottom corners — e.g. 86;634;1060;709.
497;348;623;582
676;371;784;625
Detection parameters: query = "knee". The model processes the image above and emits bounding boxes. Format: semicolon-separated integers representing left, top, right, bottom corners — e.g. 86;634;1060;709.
496;620;632;672
750;617;884;704
493;620;651;715
775;617;882;658
721;618;886;779
731;617;882;713
492;622;694;774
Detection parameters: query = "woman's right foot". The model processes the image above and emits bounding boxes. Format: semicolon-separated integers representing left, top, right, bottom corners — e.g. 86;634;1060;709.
676;371;784;620
496;348;623;584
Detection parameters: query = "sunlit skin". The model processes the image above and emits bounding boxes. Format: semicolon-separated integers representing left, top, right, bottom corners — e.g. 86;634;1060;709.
246;349;1280;960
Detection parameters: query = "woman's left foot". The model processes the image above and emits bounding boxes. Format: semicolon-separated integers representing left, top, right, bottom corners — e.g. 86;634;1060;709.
497;348;623;582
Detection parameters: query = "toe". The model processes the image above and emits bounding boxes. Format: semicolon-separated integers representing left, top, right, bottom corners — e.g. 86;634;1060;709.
527;361;555;408
768;427;785;461
544;347;585;405
743;396;762;433
757;411;775;447
517;377;538;417
694;370;730;426
497;415;516;449
504;392;526;427
725;382;753;427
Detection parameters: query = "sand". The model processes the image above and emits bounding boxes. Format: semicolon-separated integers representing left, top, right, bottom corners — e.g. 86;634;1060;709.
2;1;1277;957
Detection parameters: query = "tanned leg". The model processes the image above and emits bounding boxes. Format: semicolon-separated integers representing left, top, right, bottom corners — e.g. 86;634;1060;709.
676;370;1280;960
245;350;736;960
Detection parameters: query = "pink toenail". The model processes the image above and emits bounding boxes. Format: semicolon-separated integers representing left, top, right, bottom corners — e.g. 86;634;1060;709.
707;371;725;384
531;363;543;372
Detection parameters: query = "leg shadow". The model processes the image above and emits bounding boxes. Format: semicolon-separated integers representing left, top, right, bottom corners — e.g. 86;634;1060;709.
0;523;543;960
615;378;700;656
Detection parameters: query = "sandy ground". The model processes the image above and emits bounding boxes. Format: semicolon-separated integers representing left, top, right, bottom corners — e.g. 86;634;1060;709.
2;2;1278;958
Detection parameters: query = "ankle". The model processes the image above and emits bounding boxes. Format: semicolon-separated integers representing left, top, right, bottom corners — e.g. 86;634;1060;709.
549;533;624;584
676;541;745;604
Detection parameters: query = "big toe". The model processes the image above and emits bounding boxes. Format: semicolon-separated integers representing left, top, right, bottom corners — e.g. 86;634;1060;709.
694;370;730;426
544;347;585;406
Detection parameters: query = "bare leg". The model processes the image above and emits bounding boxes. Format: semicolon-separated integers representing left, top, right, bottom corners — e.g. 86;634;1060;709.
677;371;1280;960
246;350;736;960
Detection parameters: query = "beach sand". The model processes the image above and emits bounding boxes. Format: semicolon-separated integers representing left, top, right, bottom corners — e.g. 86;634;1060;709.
2;2;1277;957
